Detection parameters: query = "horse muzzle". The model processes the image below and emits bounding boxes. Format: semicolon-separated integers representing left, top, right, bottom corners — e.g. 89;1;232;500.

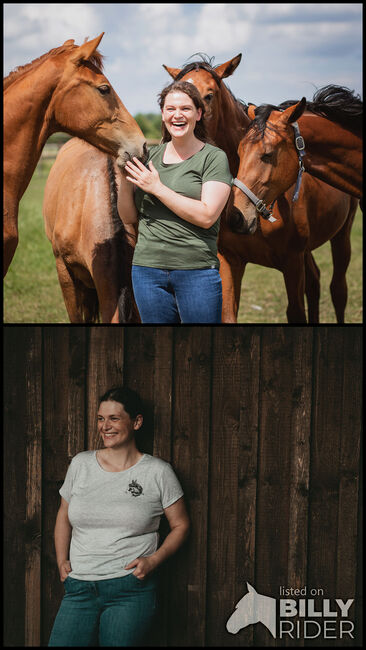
227;204;258;235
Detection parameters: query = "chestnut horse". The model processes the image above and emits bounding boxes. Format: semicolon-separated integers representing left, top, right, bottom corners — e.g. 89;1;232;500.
233;87;362;234
165;58;359;322
43;139;139;323
3;33;146;276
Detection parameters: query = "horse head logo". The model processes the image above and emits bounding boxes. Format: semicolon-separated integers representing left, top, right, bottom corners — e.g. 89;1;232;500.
226;583;276;638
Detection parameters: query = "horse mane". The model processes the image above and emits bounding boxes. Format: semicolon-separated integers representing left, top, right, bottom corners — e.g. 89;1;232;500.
248;85;363;140
175;53;249;123
3;41;104;90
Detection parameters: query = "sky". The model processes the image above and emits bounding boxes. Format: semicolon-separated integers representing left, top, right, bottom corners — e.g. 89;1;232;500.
4;3;363;116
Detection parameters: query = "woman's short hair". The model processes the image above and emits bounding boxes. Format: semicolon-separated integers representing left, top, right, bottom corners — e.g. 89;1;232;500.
99;386;144;419
158;80;209;143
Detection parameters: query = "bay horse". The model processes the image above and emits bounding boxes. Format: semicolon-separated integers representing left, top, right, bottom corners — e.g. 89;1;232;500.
233;85;362;235
3;33;146;277
165;59;359;322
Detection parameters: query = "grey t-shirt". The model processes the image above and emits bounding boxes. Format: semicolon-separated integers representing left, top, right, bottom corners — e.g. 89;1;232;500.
59;451;184;581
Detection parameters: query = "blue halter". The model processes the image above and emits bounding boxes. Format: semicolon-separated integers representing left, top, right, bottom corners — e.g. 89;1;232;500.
233;120;307;222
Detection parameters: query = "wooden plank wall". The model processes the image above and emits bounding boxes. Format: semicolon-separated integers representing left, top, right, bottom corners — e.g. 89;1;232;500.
3;326;362;647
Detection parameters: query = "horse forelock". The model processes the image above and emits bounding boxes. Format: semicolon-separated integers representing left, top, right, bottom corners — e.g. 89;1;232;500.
4;43;104;89
176;58;222;87
247;104;282;142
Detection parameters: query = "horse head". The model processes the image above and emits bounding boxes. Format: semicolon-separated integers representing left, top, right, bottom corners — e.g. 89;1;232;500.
50;33;147;167
162;54;242;143
226;582;276;638
229;99;307;234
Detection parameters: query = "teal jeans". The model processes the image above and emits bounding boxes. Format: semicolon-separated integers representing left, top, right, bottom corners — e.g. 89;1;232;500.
48;573;158;647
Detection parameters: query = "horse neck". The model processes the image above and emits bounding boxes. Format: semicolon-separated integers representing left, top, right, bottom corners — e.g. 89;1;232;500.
4;59;60;199
214;84;250;176
297;113;362;197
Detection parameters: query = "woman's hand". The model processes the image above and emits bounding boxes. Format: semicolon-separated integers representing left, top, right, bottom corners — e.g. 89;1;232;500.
125;158;162;195
124;555;158;580
58;560;72;582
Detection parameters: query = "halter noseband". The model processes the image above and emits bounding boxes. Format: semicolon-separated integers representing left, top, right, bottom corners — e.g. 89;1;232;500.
233;120;306;223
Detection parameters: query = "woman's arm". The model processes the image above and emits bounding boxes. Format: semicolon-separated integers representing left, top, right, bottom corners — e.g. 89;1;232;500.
124;496;190;579
117;171;139;246
125;158;231;229
54;497;72;581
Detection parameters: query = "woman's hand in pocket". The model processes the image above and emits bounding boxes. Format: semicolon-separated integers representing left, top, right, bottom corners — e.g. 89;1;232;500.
124;556;158;580
58;560;72;582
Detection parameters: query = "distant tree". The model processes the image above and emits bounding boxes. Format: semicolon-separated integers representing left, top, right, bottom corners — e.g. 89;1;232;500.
134;113;162;139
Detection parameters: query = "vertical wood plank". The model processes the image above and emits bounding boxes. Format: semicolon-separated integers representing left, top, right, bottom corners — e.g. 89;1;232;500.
334;329;361;646
168;326;212;647
4;327;28;647
86;326;125;450
42;327;87;645
152;327;174;648
123;326;158;455
24;327;43;647
306;328;346;648
255;327;312;647
206;326;261;647
152;327;173;462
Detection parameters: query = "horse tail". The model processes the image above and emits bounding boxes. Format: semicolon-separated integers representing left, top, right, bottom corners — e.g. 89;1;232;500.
107;156;140;323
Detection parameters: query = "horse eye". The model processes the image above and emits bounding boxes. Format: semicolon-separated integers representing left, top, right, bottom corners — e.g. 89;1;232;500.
261;152;273;162
204;93;214;103
98;85;110;95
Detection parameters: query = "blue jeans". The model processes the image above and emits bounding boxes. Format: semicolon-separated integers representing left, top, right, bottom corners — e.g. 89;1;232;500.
132;266;222;323
48;573;158;647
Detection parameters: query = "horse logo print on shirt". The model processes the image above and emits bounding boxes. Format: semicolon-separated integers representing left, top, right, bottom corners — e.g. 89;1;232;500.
127;479;144;497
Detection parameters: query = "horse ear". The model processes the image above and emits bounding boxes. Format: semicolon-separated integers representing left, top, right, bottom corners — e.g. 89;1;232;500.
282;97;307;125
247;582;256;594
214;54;242;79
69;33;105;64
247;104;257;120
62;39;75;47
162;65;182;79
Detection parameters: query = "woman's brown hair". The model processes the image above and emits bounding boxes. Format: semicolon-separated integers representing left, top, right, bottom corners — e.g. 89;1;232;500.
158;80;210;143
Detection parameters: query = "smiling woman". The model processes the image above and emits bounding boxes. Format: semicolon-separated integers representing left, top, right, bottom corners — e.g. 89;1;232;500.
48;386;189;647
118;80;233;324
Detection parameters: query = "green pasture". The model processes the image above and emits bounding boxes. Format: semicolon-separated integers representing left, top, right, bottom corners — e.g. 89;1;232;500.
4;160;362;324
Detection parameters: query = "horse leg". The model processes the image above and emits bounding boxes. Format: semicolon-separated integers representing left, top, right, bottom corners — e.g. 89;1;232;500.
329;210;355;323
55;256;99;323
219;252;246;323
3;202;19;277
304;251;320;323
282;253;307;323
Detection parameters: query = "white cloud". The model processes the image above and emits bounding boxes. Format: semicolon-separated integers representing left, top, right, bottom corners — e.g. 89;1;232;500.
4;3;362;113
4;3;100;74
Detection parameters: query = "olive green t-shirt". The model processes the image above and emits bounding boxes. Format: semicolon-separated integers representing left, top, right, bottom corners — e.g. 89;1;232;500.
133;142;233;270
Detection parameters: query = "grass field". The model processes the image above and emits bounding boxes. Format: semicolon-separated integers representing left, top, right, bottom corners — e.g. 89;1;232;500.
4;160;362;324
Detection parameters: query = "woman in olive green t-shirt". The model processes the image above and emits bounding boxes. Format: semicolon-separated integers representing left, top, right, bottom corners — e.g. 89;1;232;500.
118;80;232;324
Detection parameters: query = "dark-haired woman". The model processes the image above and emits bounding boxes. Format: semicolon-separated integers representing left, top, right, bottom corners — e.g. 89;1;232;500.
49;387;189;647
118;80;232;323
